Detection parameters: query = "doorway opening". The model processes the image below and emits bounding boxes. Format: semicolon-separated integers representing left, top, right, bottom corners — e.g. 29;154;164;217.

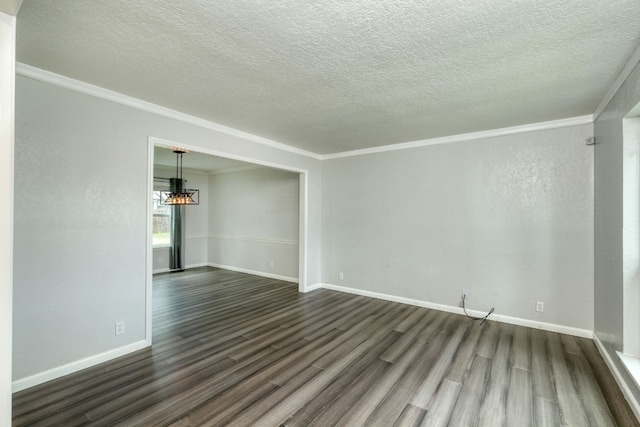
145;137;308;343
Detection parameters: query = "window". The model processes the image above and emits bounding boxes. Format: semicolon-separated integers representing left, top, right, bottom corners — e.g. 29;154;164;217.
619;113;640;388
153;191;171;246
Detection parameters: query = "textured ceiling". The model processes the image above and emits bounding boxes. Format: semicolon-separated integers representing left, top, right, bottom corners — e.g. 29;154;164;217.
15;0;640;155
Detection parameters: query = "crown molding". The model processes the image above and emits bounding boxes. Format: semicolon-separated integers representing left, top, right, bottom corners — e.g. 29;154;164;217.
17;63;597;161
321;115;594;160
593;43;640;121
0;0;23;16
15;63;323;160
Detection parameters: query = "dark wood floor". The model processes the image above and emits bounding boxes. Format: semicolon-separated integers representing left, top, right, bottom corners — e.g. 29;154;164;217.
12;267;639;426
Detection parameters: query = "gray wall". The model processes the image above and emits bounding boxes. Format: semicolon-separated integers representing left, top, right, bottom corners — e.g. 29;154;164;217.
14;78;147;379
322;124;594;330
152;165;300;280
11;66;602;389
208;167;299;280
13;75;322;382
594;60;640;405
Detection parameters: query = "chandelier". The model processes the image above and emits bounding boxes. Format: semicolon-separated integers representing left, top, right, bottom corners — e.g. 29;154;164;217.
160;150;199;205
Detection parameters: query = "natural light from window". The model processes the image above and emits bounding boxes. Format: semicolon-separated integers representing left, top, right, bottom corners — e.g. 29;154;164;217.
619;108;640;389
153;190;171;246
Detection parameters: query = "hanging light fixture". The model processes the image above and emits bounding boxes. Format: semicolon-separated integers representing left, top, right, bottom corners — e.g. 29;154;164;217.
160;150;199;205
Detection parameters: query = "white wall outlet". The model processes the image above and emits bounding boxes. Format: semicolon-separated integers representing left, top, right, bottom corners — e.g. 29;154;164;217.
339;272;344;280
115;321;125;335
536;301;544;312
461;290;469;300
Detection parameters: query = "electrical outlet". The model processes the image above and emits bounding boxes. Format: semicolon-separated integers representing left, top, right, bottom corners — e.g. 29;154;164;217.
339;272;344;280
536;301;544;312
462;290;469;300
115;321;125;335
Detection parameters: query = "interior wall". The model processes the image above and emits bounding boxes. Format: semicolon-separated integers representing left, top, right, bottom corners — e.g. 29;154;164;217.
152;166;209;272
13;79;148;381
0;10;16;424
594;60;640;407
322;123;594;331
13;74;322;384
208;167;299;281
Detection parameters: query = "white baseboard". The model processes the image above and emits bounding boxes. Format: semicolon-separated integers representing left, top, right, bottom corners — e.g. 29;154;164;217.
303;283;324;292
154;263;298;283
153;262;209;274
13;281;593;395
187;263;209;269
593;334;640;422
12;339;150;393
321;283;593;339
207;263;298;283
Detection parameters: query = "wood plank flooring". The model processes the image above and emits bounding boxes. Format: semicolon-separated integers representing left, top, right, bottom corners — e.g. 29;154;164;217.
12;267;639;426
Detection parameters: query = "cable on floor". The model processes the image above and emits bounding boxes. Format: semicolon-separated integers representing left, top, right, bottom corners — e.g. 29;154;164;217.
461;295;494;325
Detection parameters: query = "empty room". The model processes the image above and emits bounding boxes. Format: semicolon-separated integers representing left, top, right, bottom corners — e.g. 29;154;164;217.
3;0;640;425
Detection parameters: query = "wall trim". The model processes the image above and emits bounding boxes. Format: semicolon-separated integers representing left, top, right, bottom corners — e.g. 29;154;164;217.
297;172;308;293
152;236;208;243
593;43;640;121
153;261;299;281
208;234;298;246
17;64;598;162
594;333;640;422
12;339;150;393
151;136;308;174
208;263;298;283
321;283;593;339
304;283;324;292
618;352;640;392
145;140;154;347
0;1;22;16
149;136;308;291
321;115;594;160
153;262;209;275
1;13;16;426
16;63;322;160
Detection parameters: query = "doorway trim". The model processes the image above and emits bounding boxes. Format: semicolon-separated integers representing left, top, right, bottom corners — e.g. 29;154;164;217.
146;136;309;343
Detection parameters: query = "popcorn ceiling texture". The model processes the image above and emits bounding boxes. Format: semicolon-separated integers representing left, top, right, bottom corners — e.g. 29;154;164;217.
15;0;640;154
